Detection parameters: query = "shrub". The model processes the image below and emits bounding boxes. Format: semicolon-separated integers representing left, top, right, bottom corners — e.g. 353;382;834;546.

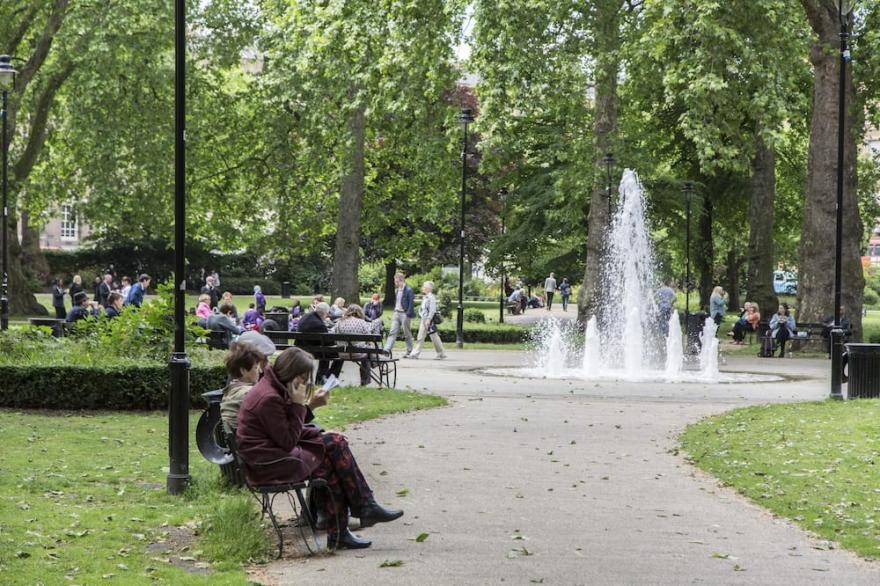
438;291;453;318
864;287;879;308
464;308;486;323
0;364;226;410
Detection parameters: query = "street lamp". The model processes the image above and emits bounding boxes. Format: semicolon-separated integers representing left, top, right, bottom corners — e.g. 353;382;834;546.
682;181;695;357
831;0;854;401
456;107;474;349
0;55;18;332
498;187;508;324
603;153;615;214
167;0;191;494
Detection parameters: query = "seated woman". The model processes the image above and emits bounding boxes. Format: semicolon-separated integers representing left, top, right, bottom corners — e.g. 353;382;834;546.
332;304;373;386
730;302;752;344
236;347;404;550
329;297;346;321
221;291;240;322
220;341;265;434
105;292;125;319
242;303;264;331
196;294;213;321
363;294;384;335
769;303;796;358
208;304;244;345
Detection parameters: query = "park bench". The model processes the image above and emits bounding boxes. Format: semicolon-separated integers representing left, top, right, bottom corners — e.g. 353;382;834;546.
759;321;849;357
29;317;69;337
506;302;522;315
263;331;398;388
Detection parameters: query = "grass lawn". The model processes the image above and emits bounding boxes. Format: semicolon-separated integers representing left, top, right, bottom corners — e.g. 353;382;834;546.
680;400;880;559
0;387;446;584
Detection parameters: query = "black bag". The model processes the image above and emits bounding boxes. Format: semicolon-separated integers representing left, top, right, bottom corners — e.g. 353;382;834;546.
432;312;444;325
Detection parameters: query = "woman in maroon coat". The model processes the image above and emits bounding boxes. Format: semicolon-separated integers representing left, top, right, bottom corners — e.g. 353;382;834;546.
236;347;403;550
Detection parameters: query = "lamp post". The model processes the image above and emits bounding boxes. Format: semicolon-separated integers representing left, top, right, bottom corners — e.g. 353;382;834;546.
167;0;191;494
682;181;695;357
456;108;474;349
0;55;17;332
498;188;507;324
603;153;615;214
831;0;853;401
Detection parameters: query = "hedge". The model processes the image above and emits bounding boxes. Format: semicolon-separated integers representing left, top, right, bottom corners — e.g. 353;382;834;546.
435;326;527;344
0;364;226;410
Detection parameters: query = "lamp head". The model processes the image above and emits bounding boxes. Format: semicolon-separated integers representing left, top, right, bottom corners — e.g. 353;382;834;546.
459;108;475;125
0;55;17;90
837;0;854;26
602;153;615;166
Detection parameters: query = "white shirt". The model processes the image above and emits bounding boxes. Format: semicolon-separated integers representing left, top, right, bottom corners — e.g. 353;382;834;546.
394;287;405;312
544;277;557;292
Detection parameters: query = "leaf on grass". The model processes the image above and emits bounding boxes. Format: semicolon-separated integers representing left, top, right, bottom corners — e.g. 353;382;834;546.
396;488;409;497
380;559;404;567
415;533;429;543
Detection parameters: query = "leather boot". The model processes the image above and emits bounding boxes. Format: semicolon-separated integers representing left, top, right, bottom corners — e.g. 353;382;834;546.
358;499;404;528
326;528;371;550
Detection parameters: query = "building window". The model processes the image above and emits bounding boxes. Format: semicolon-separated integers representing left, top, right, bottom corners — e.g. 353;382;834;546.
60;204;78;241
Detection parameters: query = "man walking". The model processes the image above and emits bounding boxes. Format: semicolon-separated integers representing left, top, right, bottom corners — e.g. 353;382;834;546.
544;272;557;311
201;275;221;309
383;272;415;357
125;274;151;308
97;274;113;308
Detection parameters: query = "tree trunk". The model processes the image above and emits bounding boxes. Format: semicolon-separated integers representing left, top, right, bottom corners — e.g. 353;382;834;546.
20;211;50;283
382;261;397;308
726;247;740;311
798;2;864;340
6;216;48;316
577;1;619;325
745;132;779;316
331;99;366;304
697;197;714;310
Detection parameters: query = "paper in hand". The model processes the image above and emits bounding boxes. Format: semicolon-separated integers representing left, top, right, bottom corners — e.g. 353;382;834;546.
321;374;340;393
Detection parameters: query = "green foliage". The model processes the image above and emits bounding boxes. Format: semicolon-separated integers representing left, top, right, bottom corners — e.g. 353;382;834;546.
681;400;880;559
201;496;268;568
864;288;879;308
438;291;453;318
464;308;486;323
0;364;226;410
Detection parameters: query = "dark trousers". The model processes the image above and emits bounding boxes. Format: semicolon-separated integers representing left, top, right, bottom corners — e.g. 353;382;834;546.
54;306;66;319
775;328;791;357
546;292;554;310
317;359;343;381
561;295;570;311
732;321;753;342
312;432;373;533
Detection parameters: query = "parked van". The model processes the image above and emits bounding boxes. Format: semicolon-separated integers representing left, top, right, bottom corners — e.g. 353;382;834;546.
773;271;798;295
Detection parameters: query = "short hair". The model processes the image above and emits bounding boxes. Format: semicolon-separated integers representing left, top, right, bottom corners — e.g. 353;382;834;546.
224;342;265;378
138;274;151;283
237;331;276;357
315;302;330;316
394;272;405;280
122;276;131;284
371;293;380;301
198;294;210;304
272;347;314;384
108;292;123;305
344;304;365;319
423;281;434;291
218;303;236;316
222;291;232;298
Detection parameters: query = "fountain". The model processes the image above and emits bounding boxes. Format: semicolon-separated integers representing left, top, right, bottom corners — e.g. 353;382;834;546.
485;169;780;385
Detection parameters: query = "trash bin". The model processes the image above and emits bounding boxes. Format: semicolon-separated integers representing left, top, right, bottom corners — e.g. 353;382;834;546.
686;311;707;355
844;343;880;399
195;390;244;486
281;281;291;299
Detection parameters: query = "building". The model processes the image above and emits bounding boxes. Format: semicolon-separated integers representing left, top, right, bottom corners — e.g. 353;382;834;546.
36;203;91;251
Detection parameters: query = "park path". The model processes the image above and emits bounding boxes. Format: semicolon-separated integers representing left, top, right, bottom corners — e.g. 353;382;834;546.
250;352;879;585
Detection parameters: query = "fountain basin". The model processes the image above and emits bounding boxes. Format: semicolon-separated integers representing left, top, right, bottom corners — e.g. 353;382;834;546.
482;367;784;384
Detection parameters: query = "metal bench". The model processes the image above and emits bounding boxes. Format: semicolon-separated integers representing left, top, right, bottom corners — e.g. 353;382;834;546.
28;317;68;337
264;331;398;388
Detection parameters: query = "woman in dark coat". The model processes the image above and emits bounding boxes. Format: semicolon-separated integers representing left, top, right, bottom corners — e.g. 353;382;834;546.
52;279;67;319
236;347;403;550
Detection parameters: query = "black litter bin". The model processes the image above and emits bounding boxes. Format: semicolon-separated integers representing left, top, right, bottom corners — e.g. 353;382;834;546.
844;343;880;399
686;311;708;355
196;390;244;486
281;281;291;299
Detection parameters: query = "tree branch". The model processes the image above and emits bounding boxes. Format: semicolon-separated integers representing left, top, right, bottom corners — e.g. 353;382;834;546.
16;0;70;95
4;0;43;57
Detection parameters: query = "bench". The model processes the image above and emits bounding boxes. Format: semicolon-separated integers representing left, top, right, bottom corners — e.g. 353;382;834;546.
759;321;851;357
29;317;69;337
263;331;398;388
506;302;521;315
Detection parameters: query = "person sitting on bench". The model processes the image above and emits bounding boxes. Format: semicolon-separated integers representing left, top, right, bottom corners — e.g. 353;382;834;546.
236;347;403;550
769;303;796;358
297;302;343;383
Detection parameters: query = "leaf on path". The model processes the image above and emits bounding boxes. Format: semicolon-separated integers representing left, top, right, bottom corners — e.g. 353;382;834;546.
711;552;730;559
396;488;409;497
380;559;404;567
415;533;429;543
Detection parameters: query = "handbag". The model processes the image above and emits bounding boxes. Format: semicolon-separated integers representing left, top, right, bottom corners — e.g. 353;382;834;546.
432;312;444;325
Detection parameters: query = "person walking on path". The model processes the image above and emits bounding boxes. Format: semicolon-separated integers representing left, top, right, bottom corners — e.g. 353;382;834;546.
558;278;572;312
254;285;266;315
201;275;221;309
656;281;676;335
52;279;67;319
408;281;447;360
97;274;112;308
69;275;84;306
383;272;415;356
543;272;557;311
124;274;151;308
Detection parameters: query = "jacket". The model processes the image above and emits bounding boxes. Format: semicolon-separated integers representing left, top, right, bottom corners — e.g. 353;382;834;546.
709;294;726;319
394;286;415;318
97;282;111;307
125;283;145;307
364;301;383;322
769;312;796;339
419;293;438;322
52;286;66;308
235;367;325;485
201;285;220;309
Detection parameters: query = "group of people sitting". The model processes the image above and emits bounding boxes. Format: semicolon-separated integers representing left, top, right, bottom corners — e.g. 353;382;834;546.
53;273;152;323
219;332;404;550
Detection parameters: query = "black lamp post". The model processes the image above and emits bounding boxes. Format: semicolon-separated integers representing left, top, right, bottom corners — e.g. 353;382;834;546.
682;181;695;356
0;55;17;332
831;0;853;401
167;0;191;494
603;153;615;213
498;188;508;324
456;107;474;349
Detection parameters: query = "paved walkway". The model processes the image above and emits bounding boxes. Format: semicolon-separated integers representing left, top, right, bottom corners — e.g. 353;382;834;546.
250;352;879;585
